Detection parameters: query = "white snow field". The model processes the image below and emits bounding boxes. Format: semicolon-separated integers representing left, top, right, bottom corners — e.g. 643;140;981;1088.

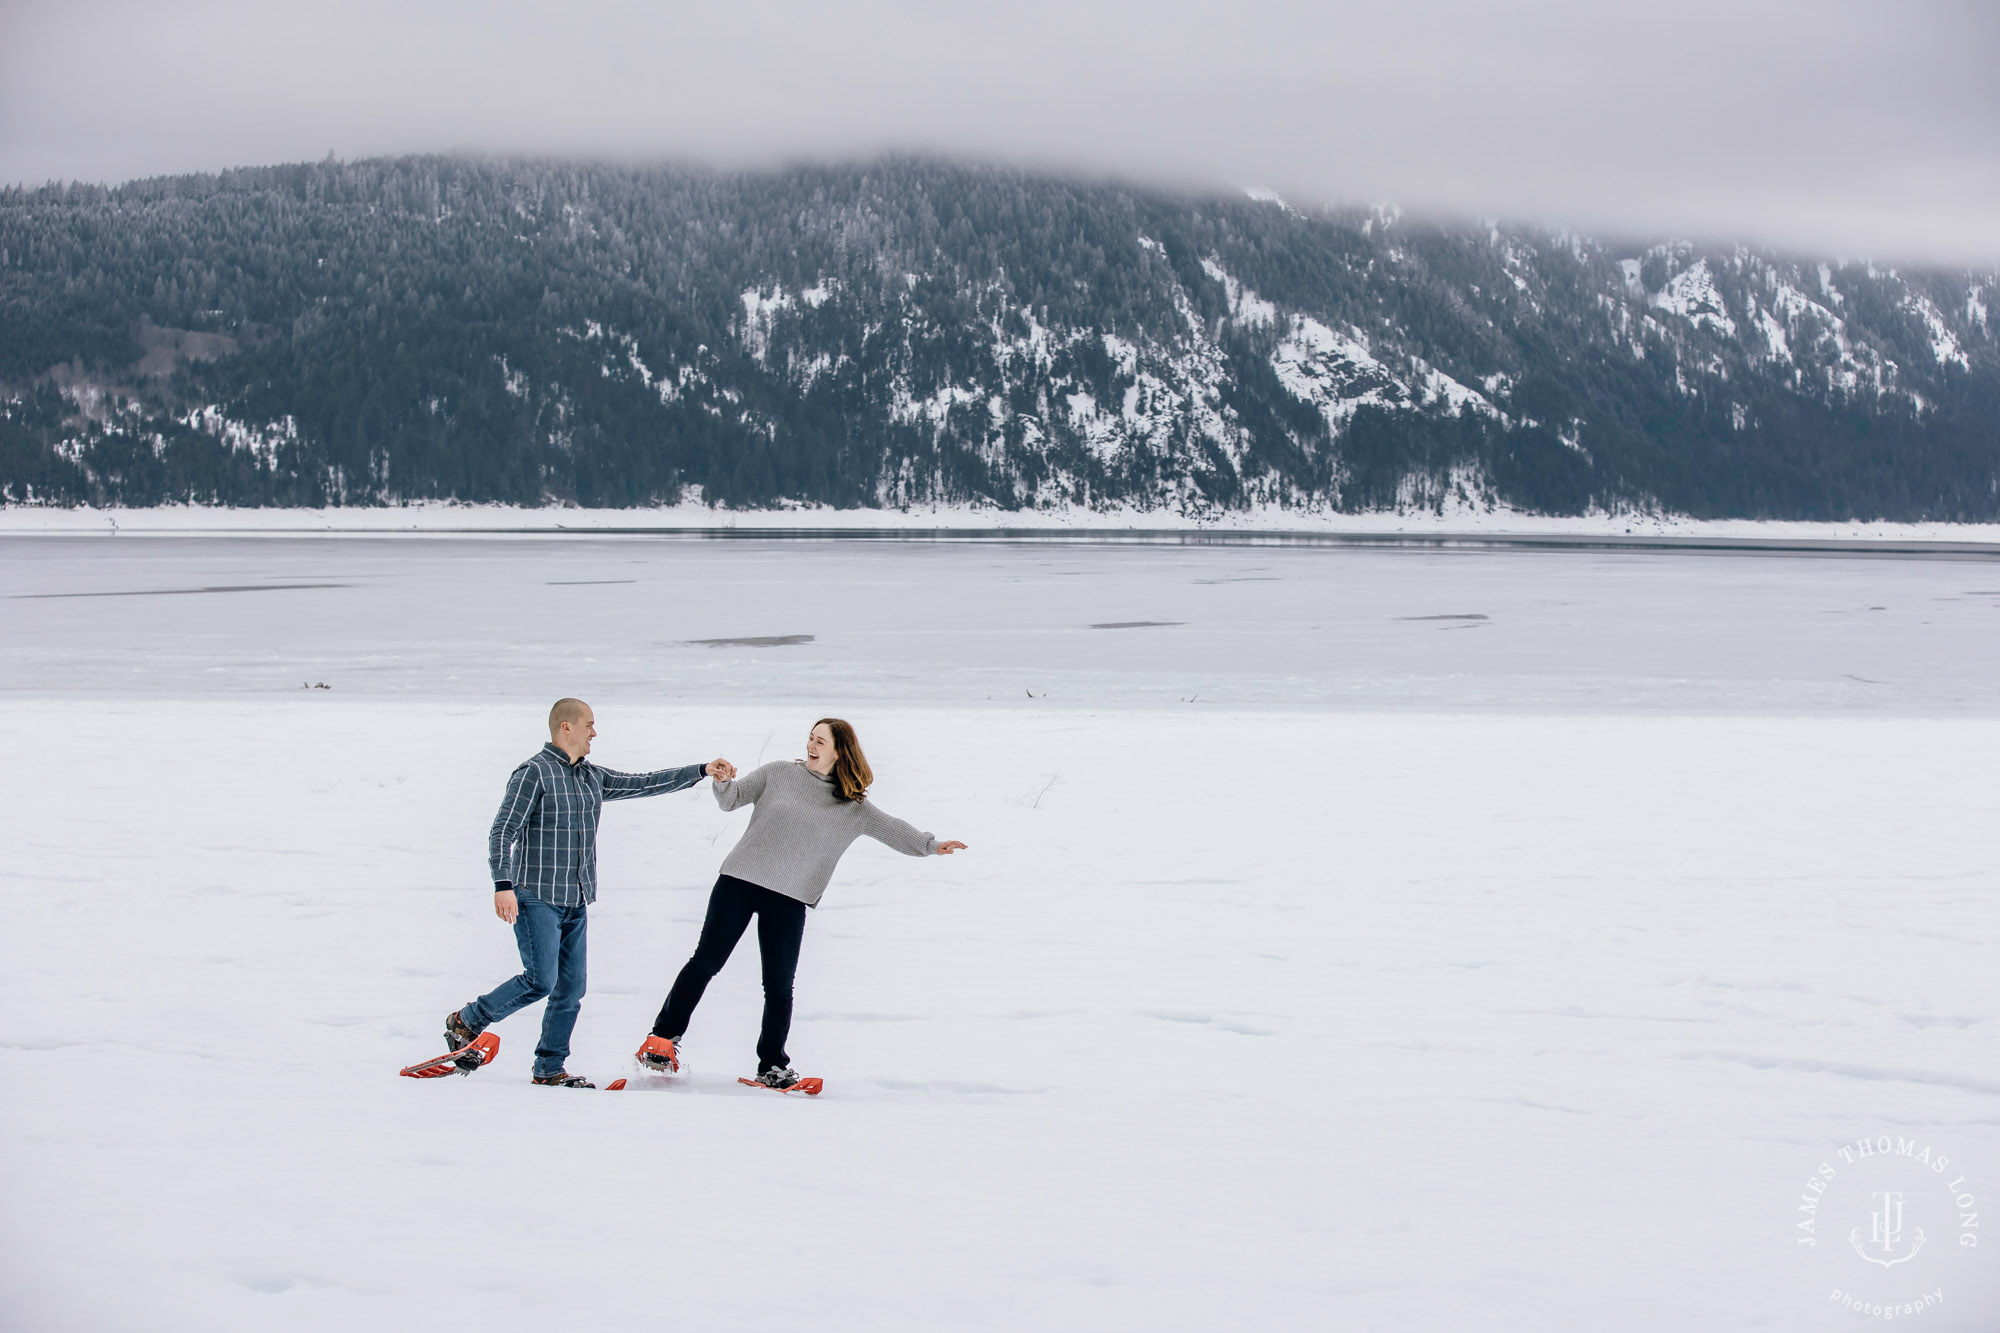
3;536;1998;1331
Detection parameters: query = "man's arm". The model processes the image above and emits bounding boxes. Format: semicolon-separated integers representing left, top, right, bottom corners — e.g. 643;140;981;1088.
488;762;540;890
600;761;715;801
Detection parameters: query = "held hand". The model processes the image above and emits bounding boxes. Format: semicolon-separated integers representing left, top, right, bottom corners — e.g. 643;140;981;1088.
494;889;519;924
936;841;968;855
706;758;737;782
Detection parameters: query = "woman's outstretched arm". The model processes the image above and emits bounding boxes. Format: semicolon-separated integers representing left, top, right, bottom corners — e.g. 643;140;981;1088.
712;761;775;812
858;800;965;857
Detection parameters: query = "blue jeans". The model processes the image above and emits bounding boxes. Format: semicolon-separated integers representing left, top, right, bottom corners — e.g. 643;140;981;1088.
462;896;588;1079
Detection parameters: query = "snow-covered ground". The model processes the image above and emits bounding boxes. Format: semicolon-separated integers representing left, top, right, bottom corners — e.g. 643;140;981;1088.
3;537;1997;1331
9;499;2000;545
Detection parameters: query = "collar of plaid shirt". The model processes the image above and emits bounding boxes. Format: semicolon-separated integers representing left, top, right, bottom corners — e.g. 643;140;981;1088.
542;740;586;768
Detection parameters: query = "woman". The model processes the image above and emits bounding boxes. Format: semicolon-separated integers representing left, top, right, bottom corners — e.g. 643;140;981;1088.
635;717;967;1090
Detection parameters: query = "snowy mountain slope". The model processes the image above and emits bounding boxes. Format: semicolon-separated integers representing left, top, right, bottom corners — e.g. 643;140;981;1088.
2;157;1996;519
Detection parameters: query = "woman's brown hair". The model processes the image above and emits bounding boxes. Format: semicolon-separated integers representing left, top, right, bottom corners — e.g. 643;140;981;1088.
815;717;873;802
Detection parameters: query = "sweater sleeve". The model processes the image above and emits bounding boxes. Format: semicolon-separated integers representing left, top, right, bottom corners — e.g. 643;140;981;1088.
858;799;939;858
713;761;775;812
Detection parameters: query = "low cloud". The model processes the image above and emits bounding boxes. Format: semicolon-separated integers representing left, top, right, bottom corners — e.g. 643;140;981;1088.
3;0;1997;264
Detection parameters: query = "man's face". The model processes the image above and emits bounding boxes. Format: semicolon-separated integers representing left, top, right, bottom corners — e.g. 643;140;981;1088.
559;708;597;757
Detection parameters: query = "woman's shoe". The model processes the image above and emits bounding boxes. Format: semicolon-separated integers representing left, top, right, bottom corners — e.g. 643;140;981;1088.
634;1034;680;1073
737;1067;823;1095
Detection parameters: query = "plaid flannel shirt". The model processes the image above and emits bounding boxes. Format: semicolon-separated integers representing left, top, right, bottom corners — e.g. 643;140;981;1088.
488;742;707;907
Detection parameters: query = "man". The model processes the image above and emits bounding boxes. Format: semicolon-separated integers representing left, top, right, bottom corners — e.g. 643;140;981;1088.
444;698;735;1087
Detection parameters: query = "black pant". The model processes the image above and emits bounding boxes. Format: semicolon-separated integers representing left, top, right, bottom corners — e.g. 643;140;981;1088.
653;875;807;1072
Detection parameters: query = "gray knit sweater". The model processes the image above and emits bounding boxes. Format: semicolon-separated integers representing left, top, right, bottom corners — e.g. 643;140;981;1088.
714;760;939;906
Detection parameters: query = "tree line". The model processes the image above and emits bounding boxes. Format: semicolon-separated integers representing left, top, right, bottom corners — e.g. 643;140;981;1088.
2;155;1995;518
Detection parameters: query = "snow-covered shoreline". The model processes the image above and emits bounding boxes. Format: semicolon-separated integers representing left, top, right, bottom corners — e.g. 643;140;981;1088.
7;500;2000;545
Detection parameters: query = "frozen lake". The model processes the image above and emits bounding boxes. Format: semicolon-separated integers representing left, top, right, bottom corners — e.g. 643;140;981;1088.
3;535;1996;1331
7;533;2000;713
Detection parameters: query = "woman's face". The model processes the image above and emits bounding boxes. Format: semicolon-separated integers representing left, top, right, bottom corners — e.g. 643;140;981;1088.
805;723;838;775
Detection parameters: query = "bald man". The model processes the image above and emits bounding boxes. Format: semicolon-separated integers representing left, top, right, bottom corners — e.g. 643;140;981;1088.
443;698;735;1087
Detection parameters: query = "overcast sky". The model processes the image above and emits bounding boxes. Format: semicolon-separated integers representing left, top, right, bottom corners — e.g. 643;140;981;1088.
3;0;1996;265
